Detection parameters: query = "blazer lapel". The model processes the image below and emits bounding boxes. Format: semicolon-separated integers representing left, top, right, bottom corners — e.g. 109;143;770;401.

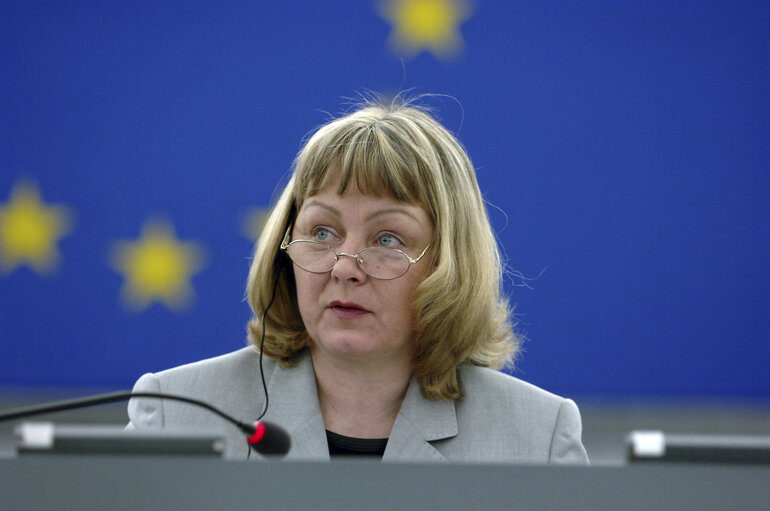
259;352;329;461
382;377;458;462
252;352;458;462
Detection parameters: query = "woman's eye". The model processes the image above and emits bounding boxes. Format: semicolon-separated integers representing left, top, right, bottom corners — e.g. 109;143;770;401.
313;228;334;242
377;234;401;248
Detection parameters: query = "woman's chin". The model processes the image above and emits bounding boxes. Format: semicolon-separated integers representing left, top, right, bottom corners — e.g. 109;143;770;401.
311;335;397;361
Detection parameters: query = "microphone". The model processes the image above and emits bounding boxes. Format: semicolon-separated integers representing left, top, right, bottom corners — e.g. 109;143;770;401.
0;391;291;457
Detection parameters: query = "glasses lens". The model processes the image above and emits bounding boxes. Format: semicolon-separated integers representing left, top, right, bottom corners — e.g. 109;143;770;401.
286;241;336;273
358;247;410;279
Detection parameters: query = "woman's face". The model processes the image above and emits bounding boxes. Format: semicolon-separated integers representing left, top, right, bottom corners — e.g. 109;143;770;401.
291;176;434;365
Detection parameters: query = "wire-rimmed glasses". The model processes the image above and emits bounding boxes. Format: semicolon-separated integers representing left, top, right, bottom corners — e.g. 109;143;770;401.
280;227;431;280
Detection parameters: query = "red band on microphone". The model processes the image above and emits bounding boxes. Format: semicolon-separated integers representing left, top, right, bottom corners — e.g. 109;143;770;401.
247;421;266;445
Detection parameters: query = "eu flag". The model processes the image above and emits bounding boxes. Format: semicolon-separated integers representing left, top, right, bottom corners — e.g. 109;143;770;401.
2;0;769;399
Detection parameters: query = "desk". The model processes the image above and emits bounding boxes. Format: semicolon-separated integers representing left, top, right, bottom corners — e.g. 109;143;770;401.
1;456;768;510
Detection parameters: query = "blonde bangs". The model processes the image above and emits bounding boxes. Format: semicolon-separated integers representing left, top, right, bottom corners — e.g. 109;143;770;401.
290;110;436;215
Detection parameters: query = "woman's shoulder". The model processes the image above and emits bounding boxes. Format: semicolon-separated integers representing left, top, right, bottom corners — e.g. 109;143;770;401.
453;364;588;464
458;364;572;414
155;346;260;375
136;346;277;393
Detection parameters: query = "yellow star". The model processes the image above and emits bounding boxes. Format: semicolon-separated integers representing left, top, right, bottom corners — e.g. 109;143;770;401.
0;180;72;275
110;219;205;311
380;0;472;59
240;207;271;243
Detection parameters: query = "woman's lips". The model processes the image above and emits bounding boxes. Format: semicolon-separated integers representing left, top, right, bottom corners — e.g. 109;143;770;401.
329;301;371;319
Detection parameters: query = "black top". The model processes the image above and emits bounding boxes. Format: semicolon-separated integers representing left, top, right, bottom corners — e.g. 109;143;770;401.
326;430;388;458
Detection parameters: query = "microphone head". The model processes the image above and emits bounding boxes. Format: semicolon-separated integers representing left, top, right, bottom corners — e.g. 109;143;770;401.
247;421;291;456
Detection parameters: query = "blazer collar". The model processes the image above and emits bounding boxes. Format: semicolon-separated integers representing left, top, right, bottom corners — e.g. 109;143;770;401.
260;351;329;460
259;350;458;462
383;375;457;462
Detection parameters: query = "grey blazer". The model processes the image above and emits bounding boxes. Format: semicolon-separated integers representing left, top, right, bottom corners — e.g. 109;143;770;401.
127;347;589;464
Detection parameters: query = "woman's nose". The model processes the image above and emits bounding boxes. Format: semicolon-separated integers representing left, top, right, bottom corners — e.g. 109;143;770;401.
330;251;367;282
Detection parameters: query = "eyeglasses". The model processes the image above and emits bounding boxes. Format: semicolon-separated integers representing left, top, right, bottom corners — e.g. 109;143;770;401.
280;227;431;280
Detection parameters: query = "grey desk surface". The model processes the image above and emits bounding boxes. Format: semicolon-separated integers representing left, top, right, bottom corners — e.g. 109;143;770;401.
1;456;768;511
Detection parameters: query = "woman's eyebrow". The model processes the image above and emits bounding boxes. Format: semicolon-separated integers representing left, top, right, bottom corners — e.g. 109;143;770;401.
365;208;421;223
302;200;341;218
303;200;421;224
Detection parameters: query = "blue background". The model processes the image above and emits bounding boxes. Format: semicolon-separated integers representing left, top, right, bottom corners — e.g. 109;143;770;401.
1;0;768;400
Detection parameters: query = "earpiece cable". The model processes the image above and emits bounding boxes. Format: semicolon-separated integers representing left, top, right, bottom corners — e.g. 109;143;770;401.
256;263;283;422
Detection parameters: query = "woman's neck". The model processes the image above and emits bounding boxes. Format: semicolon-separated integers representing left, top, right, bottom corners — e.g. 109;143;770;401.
310;348;412;439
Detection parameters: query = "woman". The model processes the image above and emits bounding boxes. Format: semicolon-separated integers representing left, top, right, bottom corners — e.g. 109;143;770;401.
128;97;589;463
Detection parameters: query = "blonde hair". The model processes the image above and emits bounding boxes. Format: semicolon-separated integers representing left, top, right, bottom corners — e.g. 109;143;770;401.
246;97;519;400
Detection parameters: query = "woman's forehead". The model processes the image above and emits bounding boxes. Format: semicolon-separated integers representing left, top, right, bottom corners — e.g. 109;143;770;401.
294;176;431;233
299;188;429;222
294;158;437;229
299;171;414;209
